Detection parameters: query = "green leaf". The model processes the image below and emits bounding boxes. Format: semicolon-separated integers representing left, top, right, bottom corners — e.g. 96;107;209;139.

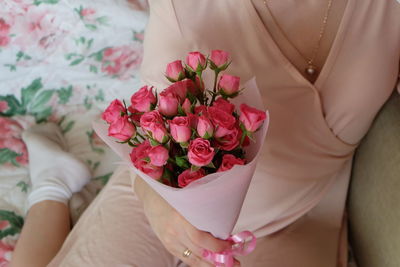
87;38;94;49
191;165;200;172
84;96;92;110
33;106;53;123
65;53;79;60
89;65;98;73
94;89;104;101
29;90;54;113
0;210;24;239
85;24;97;31
92;172;113;185
0;148;21;166
16;51;24;61
21;78;43;108
69;56;85;66
61;121;75;134
175;156;190;169
16;181;29;193
4;64;16;71
33;0;59;5
150;138;159;146
89;48;107;61
205;162;216;169
0;95;24;116
57;86;73;104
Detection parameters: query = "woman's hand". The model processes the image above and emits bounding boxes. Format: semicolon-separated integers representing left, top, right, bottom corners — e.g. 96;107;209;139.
134;176;240;267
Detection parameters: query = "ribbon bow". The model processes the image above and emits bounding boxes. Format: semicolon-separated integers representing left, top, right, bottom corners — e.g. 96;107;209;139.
202;231;257;267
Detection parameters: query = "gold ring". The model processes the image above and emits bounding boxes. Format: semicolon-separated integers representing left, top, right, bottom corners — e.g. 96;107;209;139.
183;248;192;258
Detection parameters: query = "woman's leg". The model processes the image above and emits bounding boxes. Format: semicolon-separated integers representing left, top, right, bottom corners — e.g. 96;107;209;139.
11;123;91;267
11;201;70;267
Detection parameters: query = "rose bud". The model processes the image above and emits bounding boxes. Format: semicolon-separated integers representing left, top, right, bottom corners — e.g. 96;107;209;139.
134;159;164;179
208;107;236;138
186;51;207;72
150;124;169;144
239;103;267;132
166;81;187;103
108;115;136;141
210;50;230;70
130;85;156;113
158;90;179;117
218;74;240;97
169;116;191;143
178;168;206;188
212;97;235;114
197;115;214;139
188;138;215;167
217;154;245;172
165;60;185;82
215;127;240;151
102;99;126;124
182;98;192;114
148;145;169;167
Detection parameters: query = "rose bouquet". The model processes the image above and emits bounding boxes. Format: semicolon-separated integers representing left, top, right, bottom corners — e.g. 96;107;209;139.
93;50;269;266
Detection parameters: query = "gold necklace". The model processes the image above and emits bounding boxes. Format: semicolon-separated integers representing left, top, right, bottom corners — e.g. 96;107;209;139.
263;0;333;76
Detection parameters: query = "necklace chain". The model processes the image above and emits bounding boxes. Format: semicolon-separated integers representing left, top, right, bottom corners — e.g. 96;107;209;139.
263;0;333;72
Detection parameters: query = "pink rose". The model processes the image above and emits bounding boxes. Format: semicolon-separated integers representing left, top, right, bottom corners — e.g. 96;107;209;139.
184;79;201;96
128;106;142;123
210;50;230;68
188;138;215;167
215;127;240;151
197;115;214;139
139;110;163;132
187;113;198;129
135;158;164;179
217;154;245;172
212;97;235;114
108;116;136;141
101;46;142;79
0;117;22;139
239;104;267;132
130;140;151;162
0;137;28;165
208;107;236;138
182;98;192;114
194;105;208;116
140;111;169;143
166;60;185;82
169;116;191;143
130;141;164;179
148;145;169;166
218;74;240;96
0;101;9;113
102;99;126;124
130;85;156;112
165;80;188;103
0;19;10;35
178;168;206;188
80;8;96;17
186;51;207;72
0;36;10;47
158;90;179;117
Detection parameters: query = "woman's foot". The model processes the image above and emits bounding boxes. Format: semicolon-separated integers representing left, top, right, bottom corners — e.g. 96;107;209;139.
22;123;91;209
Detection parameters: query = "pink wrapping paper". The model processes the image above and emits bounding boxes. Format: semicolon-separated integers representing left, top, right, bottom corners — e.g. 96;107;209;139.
93;78;269;239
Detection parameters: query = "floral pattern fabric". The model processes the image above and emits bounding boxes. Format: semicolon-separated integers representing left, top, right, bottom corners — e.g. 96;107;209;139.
0;0;148;264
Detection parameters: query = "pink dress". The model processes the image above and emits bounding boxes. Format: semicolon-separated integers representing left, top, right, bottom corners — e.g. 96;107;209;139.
49;1;400;266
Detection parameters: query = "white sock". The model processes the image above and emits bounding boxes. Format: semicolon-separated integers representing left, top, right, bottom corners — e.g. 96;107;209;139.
22;123;91;209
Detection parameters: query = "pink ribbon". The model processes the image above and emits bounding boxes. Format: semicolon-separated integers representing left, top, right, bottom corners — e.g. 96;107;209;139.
202;231;257;267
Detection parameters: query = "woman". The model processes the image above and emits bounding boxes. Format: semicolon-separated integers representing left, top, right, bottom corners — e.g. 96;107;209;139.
11;0;400;266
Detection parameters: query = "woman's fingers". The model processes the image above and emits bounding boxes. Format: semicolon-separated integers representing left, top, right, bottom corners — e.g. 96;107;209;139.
183;222;232;253
170;242;214;267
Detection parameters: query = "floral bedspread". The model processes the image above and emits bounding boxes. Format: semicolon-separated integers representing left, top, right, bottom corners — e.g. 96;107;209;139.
0;0;148;264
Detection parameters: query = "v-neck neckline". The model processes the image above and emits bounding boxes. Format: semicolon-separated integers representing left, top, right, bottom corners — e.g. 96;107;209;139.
244;0;354;90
